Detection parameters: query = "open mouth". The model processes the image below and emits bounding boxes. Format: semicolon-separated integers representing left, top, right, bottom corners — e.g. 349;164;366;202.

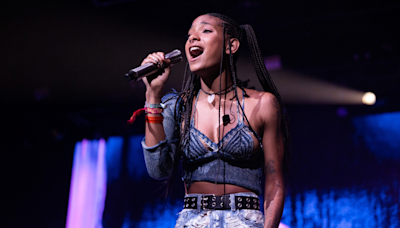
189;46;204;58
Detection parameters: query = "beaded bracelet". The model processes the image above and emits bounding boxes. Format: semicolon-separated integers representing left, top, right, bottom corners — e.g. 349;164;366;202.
145;115;163;124
145;102;166;109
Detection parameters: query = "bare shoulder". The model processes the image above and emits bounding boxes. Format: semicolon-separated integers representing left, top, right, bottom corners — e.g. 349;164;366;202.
243;88;280;127
244;88;280;111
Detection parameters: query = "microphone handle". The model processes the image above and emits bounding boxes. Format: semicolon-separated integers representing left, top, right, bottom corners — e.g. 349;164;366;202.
125;62;159;82
125;49;182;82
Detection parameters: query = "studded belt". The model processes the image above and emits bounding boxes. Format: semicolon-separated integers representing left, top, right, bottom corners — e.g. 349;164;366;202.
183;194;261;210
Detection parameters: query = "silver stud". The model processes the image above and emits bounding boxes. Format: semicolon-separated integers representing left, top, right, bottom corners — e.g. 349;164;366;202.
229;203;231;206
253;199;257;203
191;198;195;202
204;202;208;206
203;197;208;201
186;203;189;207
220;202;224;207
246;204;250;208
212;196;216;201
238;203;242;208
221;196;224;201
238;197;242;202
253;204;257;209
246;198;250;202
212;202;216;207
191;203;195;207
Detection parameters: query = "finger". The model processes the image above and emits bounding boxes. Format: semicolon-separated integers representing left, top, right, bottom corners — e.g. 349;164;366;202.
156;52;165;60
148;54;164;68
141;55;157;66
145;54;160;66
155;52;168;68
163;58;171;68
156;52;172;68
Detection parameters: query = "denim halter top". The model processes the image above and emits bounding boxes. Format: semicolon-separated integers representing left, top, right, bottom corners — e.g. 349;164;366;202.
182;90;264;195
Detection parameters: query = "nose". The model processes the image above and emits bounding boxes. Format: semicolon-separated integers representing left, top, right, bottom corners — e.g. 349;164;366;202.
188;32;199;43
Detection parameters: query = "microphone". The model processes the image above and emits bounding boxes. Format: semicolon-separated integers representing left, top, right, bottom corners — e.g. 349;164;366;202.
124;49;183;82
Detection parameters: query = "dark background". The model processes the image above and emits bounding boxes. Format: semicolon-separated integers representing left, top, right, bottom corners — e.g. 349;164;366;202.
1;0;399;227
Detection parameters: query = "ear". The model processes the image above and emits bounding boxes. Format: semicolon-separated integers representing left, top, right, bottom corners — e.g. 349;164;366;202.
225;38;240;55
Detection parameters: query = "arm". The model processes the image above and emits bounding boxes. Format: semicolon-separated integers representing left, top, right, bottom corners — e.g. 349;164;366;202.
141;94;179;179
260;93;285;228
142;52;171;147
140;52;178;179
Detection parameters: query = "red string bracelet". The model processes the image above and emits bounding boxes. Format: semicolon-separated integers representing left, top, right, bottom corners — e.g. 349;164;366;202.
127;107;164;124
127;108;146;124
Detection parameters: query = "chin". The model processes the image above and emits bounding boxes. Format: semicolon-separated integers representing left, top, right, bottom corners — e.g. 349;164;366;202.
189;62;220;78
189;65;203;75
190;69;202;76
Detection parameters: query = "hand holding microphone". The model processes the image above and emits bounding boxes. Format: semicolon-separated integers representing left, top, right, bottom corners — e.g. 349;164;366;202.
125;49;182;82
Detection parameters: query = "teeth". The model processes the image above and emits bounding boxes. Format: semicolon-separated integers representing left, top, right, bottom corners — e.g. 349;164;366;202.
190;47;200;51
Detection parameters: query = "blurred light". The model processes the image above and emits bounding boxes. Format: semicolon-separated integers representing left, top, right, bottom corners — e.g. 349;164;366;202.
337;107;348;117
353;111;400;159
362;92;376;105
278;223;291;228
127;135;147;180
239;57;380;105
66;139;107;228
267;69;368;105
281;188;399;227
264;55;282;71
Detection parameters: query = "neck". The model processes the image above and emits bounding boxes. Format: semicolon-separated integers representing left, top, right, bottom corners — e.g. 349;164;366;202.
200;69;233;94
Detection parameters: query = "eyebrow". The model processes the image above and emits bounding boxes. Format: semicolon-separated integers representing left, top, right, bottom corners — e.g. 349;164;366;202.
189;21;212;29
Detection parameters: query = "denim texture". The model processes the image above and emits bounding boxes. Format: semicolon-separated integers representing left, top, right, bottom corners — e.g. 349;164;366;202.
141;93;180;180
141;92;263;194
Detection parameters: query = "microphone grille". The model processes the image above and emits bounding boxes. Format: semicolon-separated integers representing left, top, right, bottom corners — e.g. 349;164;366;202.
165;49;183;65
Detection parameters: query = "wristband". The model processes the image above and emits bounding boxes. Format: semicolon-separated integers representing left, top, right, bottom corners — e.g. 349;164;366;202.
145;107;163;114
127;102;166;124
145;101;166;109
145;115;164;124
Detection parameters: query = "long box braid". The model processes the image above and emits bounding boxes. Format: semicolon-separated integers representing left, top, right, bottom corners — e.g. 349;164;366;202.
164;13;291;196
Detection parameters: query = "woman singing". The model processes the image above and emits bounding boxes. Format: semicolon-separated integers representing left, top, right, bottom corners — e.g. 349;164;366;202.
139;13;291;228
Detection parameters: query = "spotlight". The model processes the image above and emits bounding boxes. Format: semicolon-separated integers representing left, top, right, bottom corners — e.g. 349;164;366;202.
362;92;376;105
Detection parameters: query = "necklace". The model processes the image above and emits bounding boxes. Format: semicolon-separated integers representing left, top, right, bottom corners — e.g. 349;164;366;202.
201;85;234;104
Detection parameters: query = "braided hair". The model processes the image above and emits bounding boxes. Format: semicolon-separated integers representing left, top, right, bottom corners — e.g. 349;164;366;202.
166;13;291;195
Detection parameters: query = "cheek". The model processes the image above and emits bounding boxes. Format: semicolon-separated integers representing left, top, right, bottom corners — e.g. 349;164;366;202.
184;43;190;57
185;50;190;60
209;37;224;55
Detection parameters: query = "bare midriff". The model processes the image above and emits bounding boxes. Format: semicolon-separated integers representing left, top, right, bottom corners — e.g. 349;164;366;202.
187;181;253;195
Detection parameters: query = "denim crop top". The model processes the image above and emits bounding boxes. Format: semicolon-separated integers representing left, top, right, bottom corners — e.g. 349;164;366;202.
141;91;264;195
